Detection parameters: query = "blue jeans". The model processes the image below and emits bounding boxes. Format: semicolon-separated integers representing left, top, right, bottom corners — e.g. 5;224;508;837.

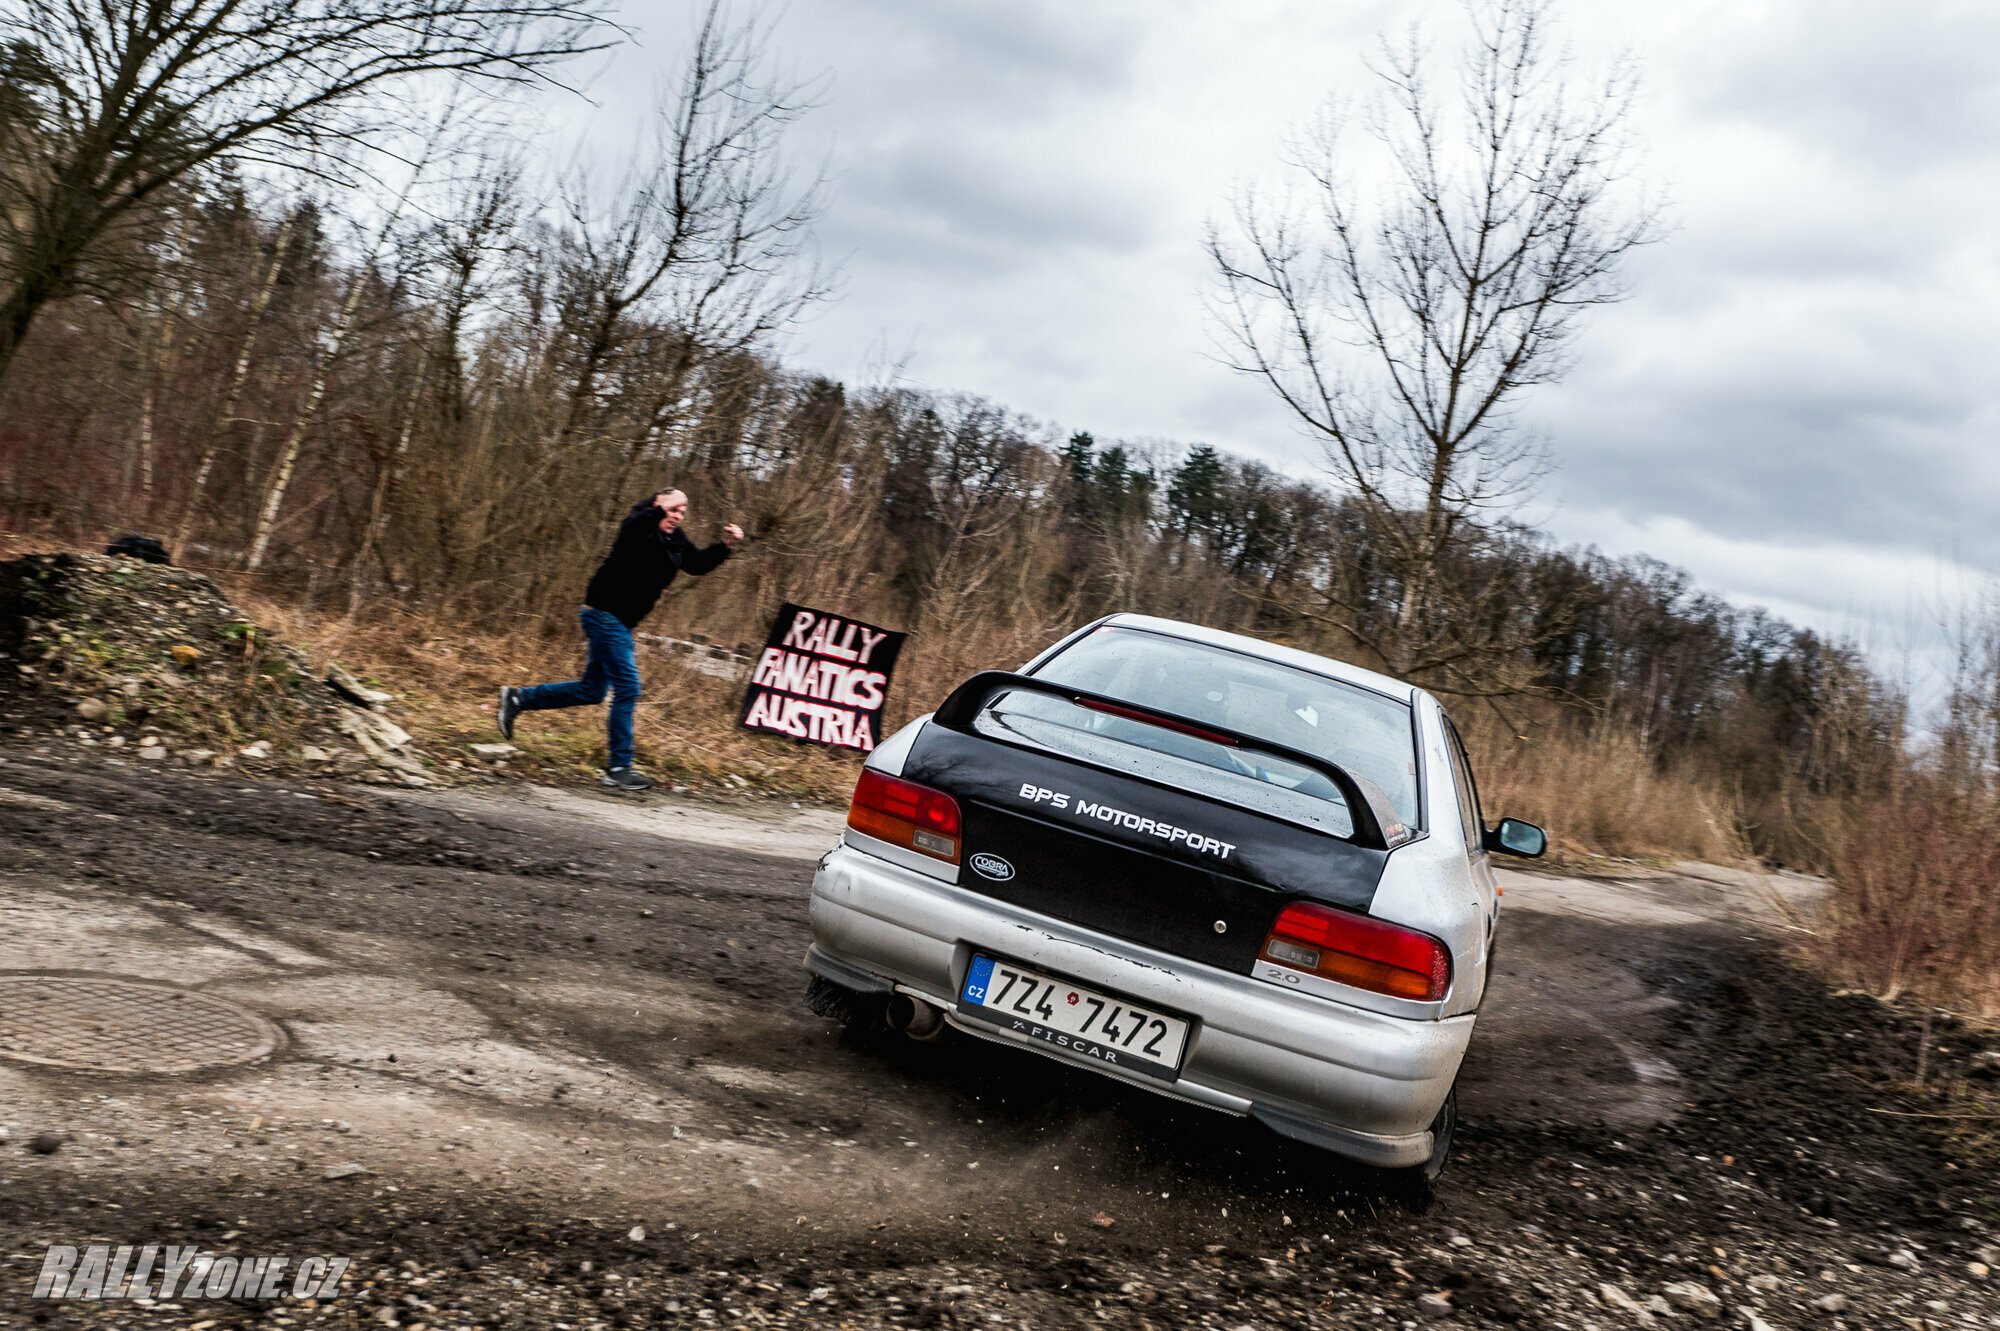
516;607;640;768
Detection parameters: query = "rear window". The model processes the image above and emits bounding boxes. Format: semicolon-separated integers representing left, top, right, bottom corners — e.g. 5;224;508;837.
988;626;1420;833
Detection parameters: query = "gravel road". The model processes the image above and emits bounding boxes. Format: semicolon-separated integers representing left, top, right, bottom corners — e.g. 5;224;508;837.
0;748;1994;1329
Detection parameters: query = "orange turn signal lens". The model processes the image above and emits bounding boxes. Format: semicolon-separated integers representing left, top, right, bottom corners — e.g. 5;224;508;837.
1259;901;1451;1001
848;769;962;863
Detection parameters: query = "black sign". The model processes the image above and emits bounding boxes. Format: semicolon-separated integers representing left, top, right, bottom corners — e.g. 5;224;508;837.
738;603;908;753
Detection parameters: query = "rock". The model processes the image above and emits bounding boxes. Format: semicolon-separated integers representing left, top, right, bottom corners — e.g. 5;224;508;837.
322;1163;368;1180
1416;1292;1454;1318
1599;1283;1656;1324
120;679;142;698
940;1285;977;1298
1886;1249;1920;1271
1742;1313;1776;1331
326;663;393;708
138;746;167;761
337;708;429;783
26;1133;62;1155
468;743;517;760
627;1226;646;1242
1091;1212;1116;1228
300;746;332;763
241;740;273;759
139;735;158;747
170;644;202;668
1970;1262;1990;1279
337;705;411;752
1661;1282;1722;1318
1810;1294;1849;1313
185;749;215;765
1747;1274;1782;1293
1978;1245;2000;1266
76;697;108;721
338;707;412;755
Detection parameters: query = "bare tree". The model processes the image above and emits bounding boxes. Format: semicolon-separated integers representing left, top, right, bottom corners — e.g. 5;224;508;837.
506;0;830;607
1207;0;1658;684
347;154;525;613
0;0;607;383
546;0;832;496
173;207;298;558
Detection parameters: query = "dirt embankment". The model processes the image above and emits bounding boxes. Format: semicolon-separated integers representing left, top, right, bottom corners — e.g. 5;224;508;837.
0;552;433;783
0;749;1995;1328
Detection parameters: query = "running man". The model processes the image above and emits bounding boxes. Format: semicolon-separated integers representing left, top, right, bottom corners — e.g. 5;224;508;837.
498;489;743;789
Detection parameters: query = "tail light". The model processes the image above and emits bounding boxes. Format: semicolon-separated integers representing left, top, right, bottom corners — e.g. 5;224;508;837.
847;769;962;863
1259;901;1451;1002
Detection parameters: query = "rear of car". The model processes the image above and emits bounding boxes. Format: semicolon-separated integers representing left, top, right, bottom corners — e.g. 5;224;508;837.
805;615;1498;1173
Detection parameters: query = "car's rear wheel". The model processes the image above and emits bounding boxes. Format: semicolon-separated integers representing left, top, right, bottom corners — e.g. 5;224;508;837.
1400;1084;1457;1183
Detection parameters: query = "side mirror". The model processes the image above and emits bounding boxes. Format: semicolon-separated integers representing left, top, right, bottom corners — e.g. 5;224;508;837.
1485;817;1547;859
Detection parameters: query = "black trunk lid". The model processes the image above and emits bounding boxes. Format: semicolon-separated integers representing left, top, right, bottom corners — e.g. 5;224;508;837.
900;724;1389;973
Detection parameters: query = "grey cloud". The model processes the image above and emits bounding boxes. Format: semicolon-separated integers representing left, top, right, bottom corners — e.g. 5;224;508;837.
587;0;2000;614
1544;370;2000;570
1684;3;2000;172
846;0;1144;94
829;141;1157;273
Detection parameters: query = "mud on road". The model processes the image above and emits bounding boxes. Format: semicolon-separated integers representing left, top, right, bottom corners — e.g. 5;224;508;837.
0;748;1994;1329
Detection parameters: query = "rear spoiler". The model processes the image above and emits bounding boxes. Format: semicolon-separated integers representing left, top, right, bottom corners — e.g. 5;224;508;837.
932;670;1413;852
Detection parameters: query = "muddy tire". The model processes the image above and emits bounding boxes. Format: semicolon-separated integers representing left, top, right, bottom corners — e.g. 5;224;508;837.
1414;1084;1457;1182
804;975;887;1031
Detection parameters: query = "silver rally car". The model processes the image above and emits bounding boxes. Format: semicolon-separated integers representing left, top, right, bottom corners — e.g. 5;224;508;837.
803;614;1546;1178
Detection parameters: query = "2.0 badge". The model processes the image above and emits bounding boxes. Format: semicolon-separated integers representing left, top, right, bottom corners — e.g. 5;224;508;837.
969;853;1015;881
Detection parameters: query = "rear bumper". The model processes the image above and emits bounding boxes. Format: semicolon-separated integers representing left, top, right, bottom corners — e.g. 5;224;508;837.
807;841;1473;1168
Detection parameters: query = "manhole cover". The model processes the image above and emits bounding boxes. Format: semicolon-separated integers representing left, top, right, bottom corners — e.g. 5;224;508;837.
0;975;283;1073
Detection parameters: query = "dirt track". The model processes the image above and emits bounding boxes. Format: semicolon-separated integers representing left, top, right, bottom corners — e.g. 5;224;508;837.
0;747;1995;1329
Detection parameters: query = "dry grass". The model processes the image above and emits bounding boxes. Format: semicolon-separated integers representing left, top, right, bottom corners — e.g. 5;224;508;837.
5;524;1776;854
236;595;872;800
246;580;1760;867
1463;713;1749;866
1818;777;2000;1020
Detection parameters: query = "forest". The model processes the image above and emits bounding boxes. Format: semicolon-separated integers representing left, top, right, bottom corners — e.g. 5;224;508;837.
1;0;1992;1012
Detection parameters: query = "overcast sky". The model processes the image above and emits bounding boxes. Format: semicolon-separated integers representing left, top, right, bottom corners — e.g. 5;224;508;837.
567;0;1999;682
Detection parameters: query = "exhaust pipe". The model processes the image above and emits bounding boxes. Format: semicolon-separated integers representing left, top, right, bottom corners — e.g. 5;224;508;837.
885;993;947;1041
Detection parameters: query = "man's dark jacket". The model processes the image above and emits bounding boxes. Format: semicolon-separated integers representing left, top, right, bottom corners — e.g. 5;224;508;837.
584;498;732;629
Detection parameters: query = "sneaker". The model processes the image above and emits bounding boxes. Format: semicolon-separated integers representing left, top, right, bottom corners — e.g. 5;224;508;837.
600;766;652;791
497;686;521;740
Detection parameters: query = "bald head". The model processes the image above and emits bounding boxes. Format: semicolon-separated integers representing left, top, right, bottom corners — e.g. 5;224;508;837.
654;489;688;533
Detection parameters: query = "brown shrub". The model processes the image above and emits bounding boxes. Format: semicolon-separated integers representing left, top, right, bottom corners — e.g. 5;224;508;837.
1461;712;1748;865
248;579;1763;866
1821;776;2000;1019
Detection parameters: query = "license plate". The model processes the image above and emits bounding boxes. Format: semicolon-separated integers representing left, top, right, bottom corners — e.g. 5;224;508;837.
957;955;1191;1081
